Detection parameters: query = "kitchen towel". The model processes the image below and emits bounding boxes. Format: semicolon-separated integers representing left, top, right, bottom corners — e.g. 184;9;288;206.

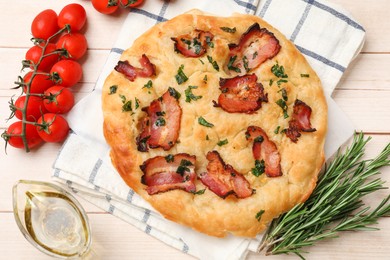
52;0;366;259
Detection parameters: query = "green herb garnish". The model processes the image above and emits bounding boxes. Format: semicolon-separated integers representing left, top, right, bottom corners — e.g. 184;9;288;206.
220;26;237;33
274;126;281;134
217;139;228;146
143;80;153;89
252;159;265;177
279;88;288;101
168;87;181;100
207;55;219;71
135;97;140;109
227;55;241;73
193;189;206;195
198;116;214;128
155;117;166;127
165;154;174;163
276;99;289;119
176;159;193;175
255;209;265;222
175;65;188;84
109;85;118;95
271;63;288;78
301;73;310;78
185;85;202;103
243;55;250;72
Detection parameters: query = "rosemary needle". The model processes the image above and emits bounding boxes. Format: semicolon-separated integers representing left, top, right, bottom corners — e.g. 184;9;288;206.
259;133;390;258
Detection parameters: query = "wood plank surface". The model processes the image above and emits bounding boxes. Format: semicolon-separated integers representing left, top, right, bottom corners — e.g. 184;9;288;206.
0;0;389;259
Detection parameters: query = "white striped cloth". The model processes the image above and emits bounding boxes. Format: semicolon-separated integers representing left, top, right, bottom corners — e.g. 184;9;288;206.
52;0;365;259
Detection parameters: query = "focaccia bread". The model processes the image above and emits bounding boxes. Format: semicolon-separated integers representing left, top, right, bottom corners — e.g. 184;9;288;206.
102;10;327;237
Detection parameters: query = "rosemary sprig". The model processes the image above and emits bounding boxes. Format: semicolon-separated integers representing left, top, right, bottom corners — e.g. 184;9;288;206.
259;133;390;258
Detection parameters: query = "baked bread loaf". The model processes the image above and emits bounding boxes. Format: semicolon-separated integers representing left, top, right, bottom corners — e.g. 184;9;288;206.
102;10;327;237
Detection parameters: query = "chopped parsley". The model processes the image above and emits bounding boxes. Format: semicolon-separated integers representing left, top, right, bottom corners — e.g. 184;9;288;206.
279;88;288;101
143;80;153;89
119;94;132;112
109;85;118;95
176;159;193;175
254;136;264;143
301;73;310;78
137;135;150;151
269;79;274;86
205;36;214;48
199;59;205;65
203;75;208;83
207;55;219;71
227;55;241;73
168;87;181;100
206;135;210;140
252;51;258;59
165;154;174;163
271;63;288;78
175;65;188;84
220;26;237;33
217;139;228;146
135;97;140;109
185;85;202;103
277;79;288;87
155;117;166;127
243;55;250;72
255;209;265;222
198;116;214;128
192;189;206;195
274;126;281;134
276;98;289;119
252;159;265;177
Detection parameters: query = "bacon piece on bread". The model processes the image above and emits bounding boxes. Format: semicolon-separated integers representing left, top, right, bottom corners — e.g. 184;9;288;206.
215;74;268;113
137;89;182;151
246;126;282;177
285;99;317;142
199;151;253;198
115;54;156;82
227;23;280;73
140;153;196;195
172;30;214;58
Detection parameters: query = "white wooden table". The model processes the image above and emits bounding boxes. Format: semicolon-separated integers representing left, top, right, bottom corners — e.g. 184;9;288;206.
1;0;389;259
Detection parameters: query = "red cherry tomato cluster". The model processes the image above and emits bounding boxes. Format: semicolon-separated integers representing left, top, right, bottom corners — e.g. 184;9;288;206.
91;0;145;15
2;3;88;152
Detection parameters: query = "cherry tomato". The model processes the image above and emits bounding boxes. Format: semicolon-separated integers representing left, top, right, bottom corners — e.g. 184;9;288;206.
58;3;87;32
25;43;59;72
36;113;69;143
92;0;119;14
50;60;82;87
121;0;144;8
13;96;47;121
31;9;59;40
3;121;43;149
56;33;88;60
43;86;75;114
23;71;53;94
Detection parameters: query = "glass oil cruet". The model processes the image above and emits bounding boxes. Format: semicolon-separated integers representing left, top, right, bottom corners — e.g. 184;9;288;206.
12;180;91;259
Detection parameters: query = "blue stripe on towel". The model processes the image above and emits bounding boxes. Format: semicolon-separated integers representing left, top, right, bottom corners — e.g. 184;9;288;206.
302;0;365;31
145;224;152;234
290;0;314;42
234;0;257;12
89;159;103;184
130;8;168;23
258;0;272;17
142;209;151;223
296;44;346;72
111;47;124;54
127;189;135;203
156;0;170;24
108;204;115;214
